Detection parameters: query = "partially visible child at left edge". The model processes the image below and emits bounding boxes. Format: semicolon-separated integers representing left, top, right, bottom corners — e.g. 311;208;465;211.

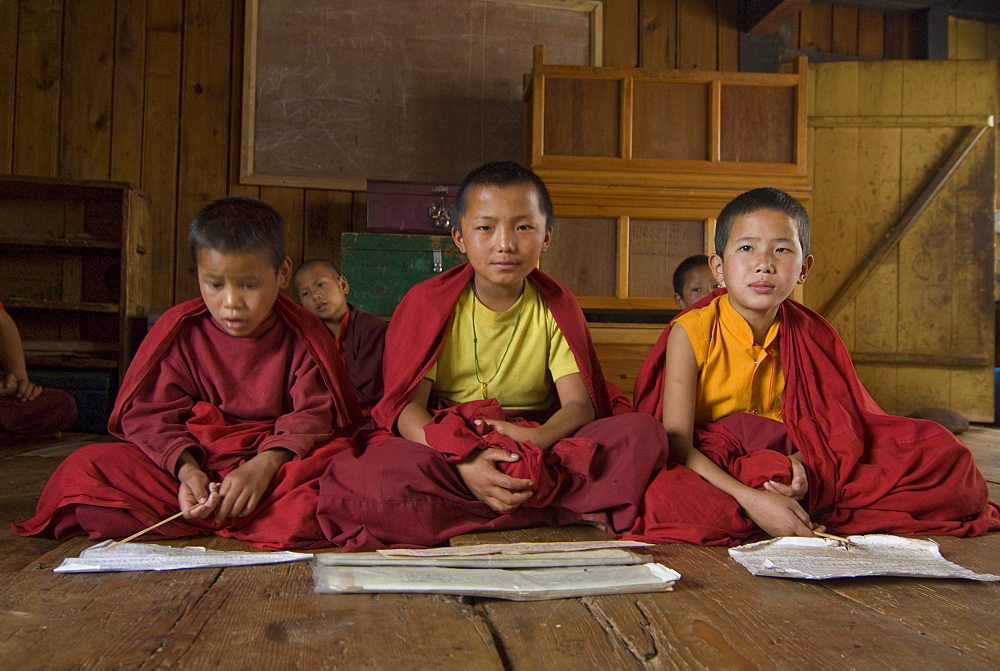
0;302;77;445
294;260;386;411
628;187;999;545
12;198;362;550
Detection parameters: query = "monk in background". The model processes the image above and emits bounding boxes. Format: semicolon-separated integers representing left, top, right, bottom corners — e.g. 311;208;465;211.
294;260;386;412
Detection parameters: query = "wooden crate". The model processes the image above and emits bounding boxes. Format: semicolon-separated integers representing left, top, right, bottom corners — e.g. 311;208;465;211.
340;232;465;317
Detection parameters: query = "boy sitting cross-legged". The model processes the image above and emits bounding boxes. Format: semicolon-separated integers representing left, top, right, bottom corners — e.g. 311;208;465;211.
628;187;1000;545
13;197;362;550
314;161;668;551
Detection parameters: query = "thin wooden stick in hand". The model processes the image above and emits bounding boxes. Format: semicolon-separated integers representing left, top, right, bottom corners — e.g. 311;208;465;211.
101;502;202;552
813;530;855;546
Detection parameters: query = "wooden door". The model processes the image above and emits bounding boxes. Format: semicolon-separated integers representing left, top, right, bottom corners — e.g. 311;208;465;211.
807;60;996;422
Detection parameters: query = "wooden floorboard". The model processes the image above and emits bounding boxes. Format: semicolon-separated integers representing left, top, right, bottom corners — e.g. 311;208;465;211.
1;427;998;669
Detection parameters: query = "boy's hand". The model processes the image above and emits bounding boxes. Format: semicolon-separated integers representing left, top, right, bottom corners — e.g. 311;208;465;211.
177;461;220;519
740;489;817;538
0;372;42;402
214;449;291;521
762;454;808;501
455;448;534;513
475;418;537;445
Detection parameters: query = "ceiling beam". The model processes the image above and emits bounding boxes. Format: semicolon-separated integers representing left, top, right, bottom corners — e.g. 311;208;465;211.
739;0;812;35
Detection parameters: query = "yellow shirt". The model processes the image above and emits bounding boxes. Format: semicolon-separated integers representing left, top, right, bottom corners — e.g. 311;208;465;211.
426;283;579;410
673;294;784;423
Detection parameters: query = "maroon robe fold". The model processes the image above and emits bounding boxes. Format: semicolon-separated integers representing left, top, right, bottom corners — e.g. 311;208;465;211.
628;289;1000;544
12;294;362;550
339;304;387;410
317;263;667;551
0;388;78;446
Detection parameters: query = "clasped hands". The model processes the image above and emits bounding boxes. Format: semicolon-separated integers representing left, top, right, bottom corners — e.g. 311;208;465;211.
455;417;542;514
176;449;290;522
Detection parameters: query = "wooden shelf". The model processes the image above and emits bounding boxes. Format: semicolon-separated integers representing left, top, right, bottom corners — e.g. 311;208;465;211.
0;175;150;383
0;236;120;250
4;298;120;313
24;354;119;370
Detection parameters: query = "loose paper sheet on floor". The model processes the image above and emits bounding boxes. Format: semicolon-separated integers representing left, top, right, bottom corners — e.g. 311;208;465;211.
53;540;313;573
728;534;1000;581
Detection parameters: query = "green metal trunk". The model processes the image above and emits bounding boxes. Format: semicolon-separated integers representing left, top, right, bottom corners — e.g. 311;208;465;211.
340;232;466;317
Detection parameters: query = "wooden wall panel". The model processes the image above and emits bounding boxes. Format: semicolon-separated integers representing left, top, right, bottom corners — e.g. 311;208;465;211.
677;0;717;70
0;1;18;174
174;0;233;302
261;186;304;270
857;10;885;59
303;190;354;271
111;0;147;184
807;63;859;345
799;4;833;53
142;0;183;310
60;1;115;181
601;0;639;68
810;60;996;421
226;0;259;202
853;61;902;400
830;6;859;56
639;0;677;70
13;0;62;177
635;0;738;71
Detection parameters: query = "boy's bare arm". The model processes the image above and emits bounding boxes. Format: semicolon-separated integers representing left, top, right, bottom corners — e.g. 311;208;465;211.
0;308;42;402
662;325;818;538
480;372;594;450
397;379;434;445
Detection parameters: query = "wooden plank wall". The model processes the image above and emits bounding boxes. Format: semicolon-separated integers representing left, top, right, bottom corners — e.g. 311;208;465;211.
0;0;948;312
949;17;1000;303
807;59;997;420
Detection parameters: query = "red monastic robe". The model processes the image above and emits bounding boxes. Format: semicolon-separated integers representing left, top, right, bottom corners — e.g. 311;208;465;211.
337;304;387;410
316;263;667;551
12;294;362;550
0;299;79;445
628;289;1000;545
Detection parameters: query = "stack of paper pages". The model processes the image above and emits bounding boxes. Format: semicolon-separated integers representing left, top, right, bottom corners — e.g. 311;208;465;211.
313;540;681;600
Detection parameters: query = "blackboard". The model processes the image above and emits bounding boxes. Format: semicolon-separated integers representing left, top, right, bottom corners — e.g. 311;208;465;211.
241;0;601;190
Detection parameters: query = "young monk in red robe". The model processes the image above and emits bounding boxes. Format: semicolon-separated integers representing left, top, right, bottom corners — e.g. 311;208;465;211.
12;198;362;550
627;187;1000;545
315;161;668;551
294;260;387;411
0;301;78;445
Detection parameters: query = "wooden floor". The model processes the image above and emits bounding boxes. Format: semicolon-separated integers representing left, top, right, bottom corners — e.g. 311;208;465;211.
2;427;999;669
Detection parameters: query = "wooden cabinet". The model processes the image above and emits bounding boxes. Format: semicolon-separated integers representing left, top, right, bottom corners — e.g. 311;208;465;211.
0;175;150;382
524;46;810;312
